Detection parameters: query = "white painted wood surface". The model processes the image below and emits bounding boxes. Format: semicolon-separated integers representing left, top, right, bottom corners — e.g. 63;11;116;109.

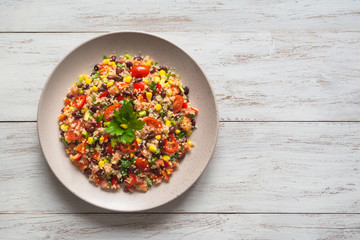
1;0;360;239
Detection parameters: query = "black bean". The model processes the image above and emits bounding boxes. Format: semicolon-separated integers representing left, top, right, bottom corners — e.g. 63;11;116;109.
123;90;132;96
77;82;84;88
125;61;133;68
83;84;89;90
129;165;136;173
110;55;116;62
72;111;83;119
91;143;97;148
66;92;74;98
158;139;166;147
112;164;119;170
108;75;118;80
134;77;142;83
61;107;65;113
169;126;175;134
147;133;156;140
161;90;166;98
151;168;160;175
87;125;95;133
97;169;104;176
184;86;189;95
90;158;98;164
191;118;196;127
90;105;100;112
84;168;92;175
116;66;123;75
150;67;156;73
159;66;168;72
134;56;143;61
178;152;186;160
94;65;99;71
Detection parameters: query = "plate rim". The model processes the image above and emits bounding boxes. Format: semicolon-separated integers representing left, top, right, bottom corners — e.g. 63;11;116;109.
37;31;219;212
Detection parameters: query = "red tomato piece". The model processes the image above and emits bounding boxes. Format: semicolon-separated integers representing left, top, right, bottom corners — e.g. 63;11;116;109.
104;103;121;121
115;82;128;91
130;65;150;78
117;95;125;101
172;95;184;113
70;153;82;161
135;157;150;172
161;170;170;181
182;102;188;108
125;172;136;188
98;90;109;98
106;142;114;154
164;134;178;153
72;95;86;109
66;119;83;141
119;140;138;153
156;83;162;92
133;82;145;91
143;117;163;133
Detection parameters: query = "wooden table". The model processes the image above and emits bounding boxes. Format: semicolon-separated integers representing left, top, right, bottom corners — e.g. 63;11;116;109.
1;1;360;239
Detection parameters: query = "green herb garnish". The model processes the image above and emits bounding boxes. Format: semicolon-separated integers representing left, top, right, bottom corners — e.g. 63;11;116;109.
121;159;132;168
147;178;153;187
105;100;145;144
149;81;157;92
103;56;109;59
177;132;186;138
171;153;179;161
94;114;104;122
187;114;195;119
61;138;69;147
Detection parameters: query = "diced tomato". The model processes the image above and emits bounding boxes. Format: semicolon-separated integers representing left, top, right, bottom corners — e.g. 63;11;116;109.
133;82;145;91
65;119;83;141
182;102;188;108
119;140;138;153
70;153;82;161
75;143;86;154
117;95;125;101
104;103;121;121
130;65;150;78
98;64;112;74
138;94;147;102
156;83;162;92
115;82;128;91
164;134;178;153
92;151;100;160
72;95;86;109
93;176;101;185
106;142;114;154
95;122;102;128
143;117;163;133
125;172;136;188
161;170;170;181
111;176;119;188
172;95;184;113
74;159;89;171
135;157;150;172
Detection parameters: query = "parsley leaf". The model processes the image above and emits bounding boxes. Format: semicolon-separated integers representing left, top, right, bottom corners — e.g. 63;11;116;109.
149;81;157;92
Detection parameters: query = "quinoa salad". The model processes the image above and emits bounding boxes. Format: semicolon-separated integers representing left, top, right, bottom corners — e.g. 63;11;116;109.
58;53;198;192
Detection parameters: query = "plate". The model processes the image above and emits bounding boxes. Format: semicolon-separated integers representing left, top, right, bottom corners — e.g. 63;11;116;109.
37;31;219;211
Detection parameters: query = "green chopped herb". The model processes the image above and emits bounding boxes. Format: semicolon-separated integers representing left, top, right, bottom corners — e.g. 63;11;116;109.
61;138;69;147
94;114;104;122
92;71;100;80
177;116;184;124
110;138;118;147
120;167;128;177
85;145;90;149
92;98;96;103
147;178;153;187
170;118;177;126
177;132;186;138
135;169;141;175
121;159;132;168
171;153;179;161
160;111;168;118
187;114;195;119
155;149;161;155
149;158;156;167
149;81;157;92
154;61;158;66
116;63;123;68
103;55;109;59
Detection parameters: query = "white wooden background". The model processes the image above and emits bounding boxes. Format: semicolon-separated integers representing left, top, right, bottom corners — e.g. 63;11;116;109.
1;0;360;239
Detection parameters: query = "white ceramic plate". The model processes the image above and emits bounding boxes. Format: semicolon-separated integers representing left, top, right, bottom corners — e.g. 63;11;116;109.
38;31;218;211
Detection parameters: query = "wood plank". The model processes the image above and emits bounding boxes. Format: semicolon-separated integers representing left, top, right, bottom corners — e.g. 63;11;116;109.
1;122;359;213
1;214;359;239
1;0;359;32
1;31;360;121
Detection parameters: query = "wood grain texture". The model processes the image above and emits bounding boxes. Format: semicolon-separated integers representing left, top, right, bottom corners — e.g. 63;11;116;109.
1;214;360;239
1;0;360;32
1;122;359;213
1;31;359;121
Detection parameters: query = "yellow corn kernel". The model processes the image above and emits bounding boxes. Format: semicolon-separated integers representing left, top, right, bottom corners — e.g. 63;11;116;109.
175;129;181;134
130;153;134;158
143;78;149;85
107;80;114;87
98;160;105;168
167;89;173;96
154;76;160;83
155;104;162;111
82;130;87;136
145;60;152;67
124;54;132;59
103;58;110;64
78;75;84;81
85;77;92;84
92;86;98;92
168;80;174;86
81;107;88;113
187;140;193;147
165;120;171;127
111;61;116;67
99;136;104;144
124;75;132;83
100;74;107;79
60;124;69;132
164;83;170;89
146;92;153;101
155;135;161;140
68;107;74;111
149;145;157;153
163;155;170;161
82;74;88;80
187;130;192;136
136;138;141;144
120;124;128;129
87;137;94;144
159;70;166;76
79;89;84;94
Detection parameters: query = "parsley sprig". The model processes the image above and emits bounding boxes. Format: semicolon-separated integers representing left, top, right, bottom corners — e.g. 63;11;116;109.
105;100;144;144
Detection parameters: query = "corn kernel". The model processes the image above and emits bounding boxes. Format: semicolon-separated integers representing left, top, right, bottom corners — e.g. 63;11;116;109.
111;62;116;67
155;104;162;111
68;107;74;111
136;138;141;144
92;86;98;92
79;89;83;94
155;135;161;140
146;92;153;101
107;80;114;87
149;145;157;153
101;74;107;79
120;124;128;129
175;129;181;134
82;130;87;136
159;70;166;76
167;89;173;96
99;136;104;144
81;107;88;113
187;140;193;146
154;76;160;83
60;124;69;132
85;78;92;84
130;153;134;158
103;58;110;64
143;78;149;85
78;75;84;81
165;120;171;127
163;155;170;161
98;160;105;168
187;130;192;136
88;137;94;144
124;54;132;59
168;80;174;85
124;75;132;83
164;83;170;89
145;60;152;67
82;74;88;80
